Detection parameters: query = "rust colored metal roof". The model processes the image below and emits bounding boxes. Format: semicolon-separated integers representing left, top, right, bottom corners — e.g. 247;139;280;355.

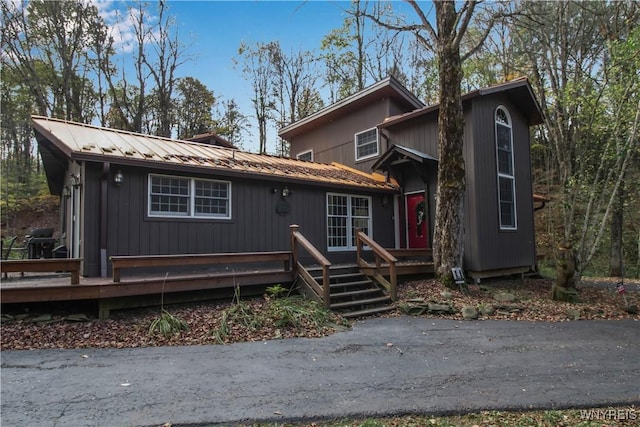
32;116;397;192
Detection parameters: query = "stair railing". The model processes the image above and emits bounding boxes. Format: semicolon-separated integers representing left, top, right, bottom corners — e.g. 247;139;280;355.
290;224;332;308
356;230;398;300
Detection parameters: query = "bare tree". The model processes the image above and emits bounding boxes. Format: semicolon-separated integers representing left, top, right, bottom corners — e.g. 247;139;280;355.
236;42;276;154
365;0;498;282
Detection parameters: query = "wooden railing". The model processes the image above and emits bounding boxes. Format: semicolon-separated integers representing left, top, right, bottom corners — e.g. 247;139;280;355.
290;224;331;308
1;258;82;285
110;252;291;283
356;231;398;300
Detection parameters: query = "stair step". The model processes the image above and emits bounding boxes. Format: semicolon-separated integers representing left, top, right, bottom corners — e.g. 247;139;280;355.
313;273;366;283
341;305;396;319
331;296;392;309
329;280;372;289
330;288;381;299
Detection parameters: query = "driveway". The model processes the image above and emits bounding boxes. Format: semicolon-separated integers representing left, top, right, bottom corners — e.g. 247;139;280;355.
1;317;638;426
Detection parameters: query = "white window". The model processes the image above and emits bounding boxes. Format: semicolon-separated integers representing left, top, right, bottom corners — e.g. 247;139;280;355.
149;174;231;219
327;193;372;251
495;106;517;230
355;127;379;161
296;149;313;161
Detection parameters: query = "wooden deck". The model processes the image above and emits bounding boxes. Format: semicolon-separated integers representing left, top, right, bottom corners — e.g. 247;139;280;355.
1;249;433;319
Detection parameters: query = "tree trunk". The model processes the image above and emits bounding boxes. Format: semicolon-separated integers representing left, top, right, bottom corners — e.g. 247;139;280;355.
609;180;624;277
432;1;466;282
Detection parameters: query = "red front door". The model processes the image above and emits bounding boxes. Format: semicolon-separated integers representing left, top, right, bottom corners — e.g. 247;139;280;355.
406;193;428;249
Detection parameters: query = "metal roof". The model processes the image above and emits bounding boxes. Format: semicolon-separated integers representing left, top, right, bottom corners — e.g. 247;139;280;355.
278;76;425;140
32;116;398;192
379;77;543;128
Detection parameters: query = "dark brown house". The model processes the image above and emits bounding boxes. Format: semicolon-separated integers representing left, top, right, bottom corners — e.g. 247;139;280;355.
33;117;398;277
280;76;543;279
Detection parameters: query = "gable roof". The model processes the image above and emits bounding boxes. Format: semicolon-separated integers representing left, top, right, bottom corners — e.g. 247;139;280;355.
278;75;424;140
32;116;398;193
371;144;438;173
380;77;543;128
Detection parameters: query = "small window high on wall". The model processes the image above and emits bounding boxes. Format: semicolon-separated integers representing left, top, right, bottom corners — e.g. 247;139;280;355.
148;174;231;219
495;106;517;230
355;128;379;161
296;150;313;161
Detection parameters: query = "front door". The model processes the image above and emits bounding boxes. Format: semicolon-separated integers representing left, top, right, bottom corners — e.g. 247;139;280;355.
406;192;428;249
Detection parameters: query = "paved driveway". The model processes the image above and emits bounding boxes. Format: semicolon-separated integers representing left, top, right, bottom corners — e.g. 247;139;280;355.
1;318;638;426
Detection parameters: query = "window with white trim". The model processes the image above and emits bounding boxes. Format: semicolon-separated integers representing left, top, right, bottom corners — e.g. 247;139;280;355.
355;128;379;161
495;106;517;230
148;174;231;219
296;149;313;161
327;193;372;250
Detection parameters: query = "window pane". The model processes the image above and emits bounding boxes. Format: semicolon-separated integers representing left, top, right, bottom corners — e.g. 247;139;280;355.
297;151;312;161
497;150;512;175
356;129;378;159
498;176;515;228
150;176;190;215
194;180;229;216
497;124;511;151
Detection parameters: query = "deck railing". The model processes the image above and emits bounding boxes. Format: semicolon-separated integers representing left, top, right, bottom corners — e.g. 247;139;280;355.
289;224;331;308
110;252;291;283
355;231;398;300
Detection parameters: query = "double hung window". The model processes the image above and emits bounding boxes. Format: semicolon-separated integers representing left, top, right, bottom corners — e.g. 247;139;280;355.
355;128;379;161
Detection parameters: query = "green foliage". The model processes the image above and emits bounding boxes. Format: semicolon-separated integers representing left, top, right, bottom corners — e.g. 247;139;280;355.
148;309;189;337
265;284;288;298
212;286;340;344
267;296;334;329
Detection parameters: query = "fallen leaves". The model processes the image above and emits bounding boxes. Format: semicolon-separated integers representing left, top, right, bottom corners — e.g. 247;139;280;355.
0;277;637;351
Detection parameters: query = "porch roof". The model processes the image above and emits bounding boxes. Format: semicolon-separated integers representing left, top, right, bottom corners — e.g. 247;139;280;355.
372;144;438;173
32;116;398;193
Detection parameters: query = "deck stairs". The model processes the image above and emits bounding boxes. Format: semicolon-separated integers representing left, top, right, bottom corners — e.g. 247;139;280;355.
308;264;395;318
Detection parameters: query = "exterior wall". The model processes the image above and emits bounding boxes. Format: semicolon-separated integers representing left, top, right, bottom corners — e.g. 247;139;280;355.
463;94;536;272
81;163;396;277
289;98;411;172
82;162;103;276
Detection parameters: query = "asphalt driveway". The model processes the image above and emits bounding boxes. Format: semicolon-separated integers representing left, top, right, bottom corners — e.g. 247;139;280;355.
1;317;638;426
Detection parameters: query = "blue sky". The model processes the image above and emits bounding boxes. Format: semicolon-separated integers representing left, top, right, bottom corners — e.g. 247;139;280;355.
154;1;353;151
97;0;425;152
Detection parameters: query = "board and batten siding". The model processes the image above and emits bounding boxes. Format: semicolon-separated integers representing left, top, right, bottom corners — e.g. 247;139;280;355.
288;97;410;172
464;94;536;272
79;164;397;277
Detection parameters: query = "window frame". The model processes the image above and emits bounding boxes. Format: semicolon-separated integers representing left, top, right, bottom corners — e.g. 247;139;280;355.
296;149;313;162
354;127;379;161
494;106;517;230
326;192;372;251
148;173;232;220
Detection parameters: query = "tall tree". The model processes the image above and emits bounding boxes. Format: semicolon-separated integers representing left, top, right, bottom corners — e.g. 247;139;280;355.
320;1;411;102
1;0;105;121
367;0;497;281
212;99;250;150
236;41;276;154
174;77;216;140
511;0;640;277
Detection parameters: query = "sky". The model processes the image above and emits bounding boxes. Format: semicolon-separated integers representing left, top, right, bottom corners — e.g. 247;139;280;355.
101;0;356;152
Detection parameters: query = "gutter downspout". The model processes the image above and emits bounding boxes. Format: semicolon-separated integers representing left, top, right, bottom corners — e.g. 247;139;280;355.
100;163;109;277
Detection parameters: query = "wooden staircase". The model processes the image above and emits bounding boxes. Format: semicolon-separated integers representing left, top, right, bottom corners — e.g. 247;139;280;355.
309;265;395;318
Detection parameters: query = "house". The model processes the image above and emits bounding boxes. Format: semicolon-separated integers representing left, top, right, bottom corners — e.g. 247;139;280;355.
280;76;543;279
33;116;399;278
